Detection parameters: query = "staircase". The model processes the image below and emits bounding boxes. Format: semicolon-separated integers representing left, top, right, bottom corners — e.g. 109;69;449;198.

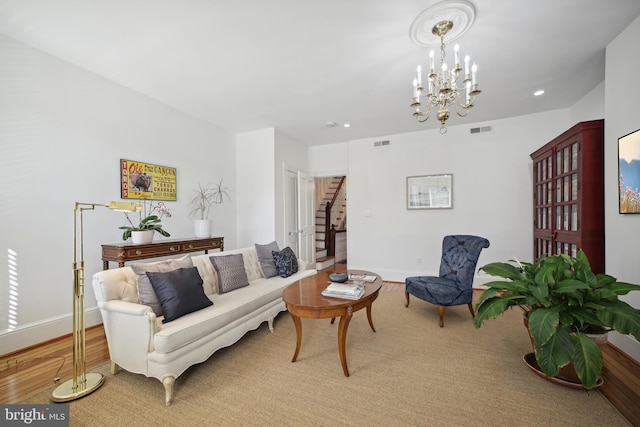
315;177;347;270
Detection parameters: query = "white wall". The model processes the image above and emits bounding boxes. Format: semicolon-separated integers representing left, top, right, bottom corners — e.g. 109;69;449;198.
310;111;572;282
235;128;276;247
604;15;640;360
0;35;236;353
570;81;605;124
274;130;309;249
309;142;348;177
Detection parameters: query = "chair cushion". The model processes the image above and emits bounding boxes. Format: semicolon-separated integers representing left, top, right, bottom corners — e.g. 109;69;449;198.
405;276;473;306
146;266;213;323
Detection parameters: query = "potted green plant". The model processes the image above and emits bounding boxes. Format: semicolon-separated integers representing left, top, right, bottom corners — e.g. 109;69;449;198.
473;250;640;389
189;179;230;238
119;200;172;243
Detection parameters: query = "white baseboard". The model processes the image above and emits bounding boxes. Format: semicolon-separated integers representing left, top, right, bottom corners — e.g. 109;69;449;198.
0;307;102;355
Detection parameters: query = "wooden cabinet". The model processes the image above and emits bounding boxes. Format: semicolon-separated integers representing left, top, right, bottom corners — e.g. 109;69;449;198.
530;120;604;273
102;237;224;269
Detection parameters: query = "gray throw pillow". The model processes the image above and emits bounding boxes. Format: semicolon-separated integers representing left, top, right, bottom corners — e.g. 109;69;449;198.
255;241;280;278
145;266;213;323
209;254;250;294
131;256;194;317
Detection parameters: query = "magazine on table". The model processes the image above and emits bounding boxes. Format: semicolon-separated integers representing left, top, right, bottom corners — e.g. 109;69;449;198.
348;273;377;282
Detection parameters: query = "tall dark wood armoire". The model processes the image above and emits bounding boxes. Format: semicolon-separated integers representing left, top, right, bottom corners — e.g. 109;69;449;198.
530;119;605;273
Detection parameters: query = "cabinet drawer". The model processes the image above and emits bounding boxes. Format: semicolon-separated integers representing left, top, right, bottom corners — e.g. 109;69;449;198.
183;239;223;251
124;244;181;258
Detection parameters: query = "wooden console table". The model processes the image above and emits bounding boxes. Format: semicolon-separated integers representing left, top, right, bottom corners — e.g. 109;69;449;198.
101;237;224;269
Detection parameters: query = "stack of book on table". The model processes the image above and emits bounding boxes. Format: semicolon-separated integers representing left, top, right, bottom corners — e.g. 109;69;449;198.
348;273;377;282
322;282;365;300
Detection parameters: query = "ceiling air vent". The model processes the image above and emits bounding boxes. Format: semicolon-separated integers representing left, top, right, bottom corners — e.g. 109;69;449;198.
470;126;492;134
373;140;390;147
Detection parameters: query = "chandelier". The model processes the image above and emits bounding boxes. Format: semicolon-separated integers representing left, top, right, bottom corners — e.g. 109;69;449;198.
410;19;480;134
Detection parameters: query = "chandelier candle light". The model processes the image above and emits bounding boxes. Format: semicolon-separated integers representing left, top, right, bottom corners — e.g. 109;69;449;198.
411;20;480;134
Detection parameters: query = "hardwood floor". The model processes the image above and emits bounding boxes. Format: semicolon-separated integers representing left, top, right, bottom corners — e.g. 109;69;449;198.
0;325;109;404
1;269;638;426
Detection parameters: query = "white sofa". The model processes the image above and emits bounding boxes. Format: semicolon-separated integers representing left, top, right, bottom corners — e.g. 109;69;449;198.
92;246;316;405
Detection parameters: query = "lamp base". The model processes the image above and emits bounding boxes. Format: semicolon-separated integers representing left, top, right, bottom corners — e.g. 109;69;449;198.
51;372;104;402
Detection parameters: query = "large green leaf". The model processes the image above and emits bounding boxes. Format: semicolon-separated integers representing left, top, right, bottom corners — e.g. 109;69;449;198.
480;262;523;281
473;297;509;328
535;326;573;378
571;332;603;389
528;308;559;347
527;281;549;306
602;281;640;295
481;279;528;293
475;288;499;306
596;300;640;340
554;279;590;294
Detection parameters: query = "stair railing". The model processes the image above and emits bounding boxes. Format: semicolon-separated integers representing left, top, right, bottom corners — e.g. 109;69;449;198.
324;176;345;255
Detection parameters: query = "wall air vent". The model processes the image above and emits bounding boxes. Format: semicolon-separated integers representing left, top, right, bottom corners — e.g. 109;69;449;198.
373;140;390;147
470;126;492;134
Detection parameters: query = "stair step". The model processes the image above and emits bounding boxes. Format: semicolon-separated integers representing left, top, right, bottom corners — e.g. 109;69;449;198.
316;255;335;270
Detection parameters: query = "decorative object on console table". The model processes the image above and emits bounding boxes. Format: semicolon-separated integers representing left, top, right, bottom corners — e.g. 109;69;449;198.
131;230;154;244
51;201;141;403
530;119;604;273
119;199;172;242
101;237;224;269
188;179;231;238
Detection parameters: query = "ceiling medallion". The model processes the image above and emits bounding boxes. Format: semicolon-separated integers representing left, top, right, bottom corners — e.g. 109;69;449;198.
409;0;476;47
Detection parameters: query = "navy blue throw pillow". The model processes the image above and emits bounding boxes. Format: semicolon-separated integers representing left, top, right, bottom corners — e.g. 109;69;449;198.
146;266;213;323
272;246;298;278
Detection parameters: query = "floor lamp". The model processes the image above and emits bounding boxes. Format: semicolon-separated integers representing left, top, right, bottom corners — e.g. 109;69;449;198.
52;201;141;402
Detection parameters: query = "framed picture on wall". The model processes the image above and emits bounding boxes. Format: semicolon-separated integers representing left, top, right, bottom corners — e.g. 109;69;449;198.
407;174;453;209
618;128;640;213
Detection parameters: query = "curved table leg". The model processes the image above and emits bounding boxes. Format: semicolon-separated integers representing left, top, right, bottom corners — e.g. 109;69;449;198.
337;313;353;377
365;302;377;332
290;313;302;362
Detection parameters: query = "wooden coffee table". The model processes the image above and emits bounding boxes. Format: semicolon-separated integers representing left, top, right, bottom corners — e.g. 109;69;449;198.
281;269;382;377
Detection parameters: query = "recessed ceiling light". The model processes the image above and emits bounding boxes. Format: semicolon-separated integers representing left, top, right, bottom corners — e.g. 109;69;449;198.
534;90;545;96
343;123;351;128
325;121;338;128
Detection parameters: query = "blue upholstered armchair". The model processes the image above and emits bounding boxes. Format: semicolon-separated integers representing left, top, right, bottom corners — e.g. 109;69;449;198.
405;235;490;327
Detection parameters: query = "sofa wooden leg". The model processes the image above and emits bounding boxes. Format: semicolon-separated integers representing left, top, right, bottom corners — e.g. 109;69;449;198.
162;376;175;406
110;361;120;375
437;306;445;327
268;315;275;333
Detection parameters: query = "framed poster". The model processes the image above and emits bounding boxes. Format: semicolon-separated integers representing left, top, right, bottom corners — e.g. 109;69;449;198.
619;128;640;213
407;174;453;209
120;159;177;201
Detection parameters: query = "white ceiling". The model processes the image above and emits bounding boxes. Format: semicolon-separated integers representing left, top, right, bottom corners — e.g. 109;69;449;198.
1;0;639;146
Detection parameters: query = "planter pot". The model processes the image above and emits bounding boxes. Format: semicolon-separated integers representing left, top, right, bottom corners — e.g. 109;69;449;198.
193;219;212;238
131;230;154;244
523;314;607;388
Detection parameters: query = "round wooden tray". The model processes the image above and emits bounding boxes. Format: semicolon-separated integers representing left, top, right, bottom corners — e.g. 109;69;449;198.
522;352;603;389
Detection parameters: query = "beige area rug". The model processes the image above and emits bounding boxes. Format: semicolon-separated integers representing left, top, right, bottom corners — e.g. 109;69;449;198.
28;292;629;426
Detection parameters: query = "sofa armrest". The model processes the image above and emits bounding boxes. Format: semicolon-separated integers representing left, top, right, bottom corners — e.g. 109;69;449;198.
98;300;157;374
